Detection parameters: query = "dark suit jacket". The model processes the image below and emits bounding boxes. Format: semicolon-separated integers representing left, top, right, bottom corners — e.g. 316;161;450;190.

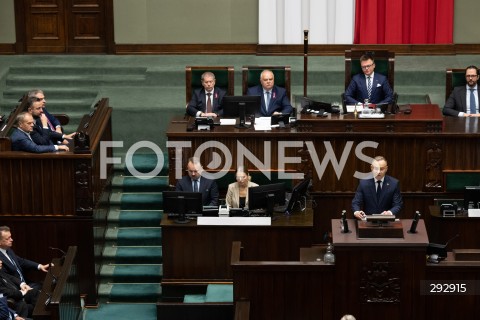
33;118;63;145
175;176;219;206
345;73;393;105
0;296;15;320
443;86;470;116
0;250;38;282
186;87;227;117
351;175;403;216
246;85;293;116
10;128;56;153
0;269;24;301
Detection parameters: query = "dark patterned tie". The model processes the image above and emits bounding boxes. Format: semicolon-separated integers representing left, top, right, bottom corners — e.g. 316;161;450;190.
367;76;372;100
193;180;198;193
376;180;382;200
206;93;212;113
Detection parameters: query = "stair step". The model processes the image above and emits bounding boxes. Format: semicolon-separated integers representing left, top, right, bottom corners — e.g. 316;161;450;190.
102;246;163;264
2;88;98;100
100;264;163;283
112;175;170;192
105;227;162;246
9;66;147;75
98;283;162;303
108;209;163;227
110;192;163;210
6;74;147;87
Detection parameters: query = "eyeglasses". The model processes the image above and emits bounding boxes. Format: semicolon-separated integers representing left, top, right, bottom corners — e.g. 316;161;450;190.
236;176;247;180
361;64;374;70
187;170;199;174
466;75;478;78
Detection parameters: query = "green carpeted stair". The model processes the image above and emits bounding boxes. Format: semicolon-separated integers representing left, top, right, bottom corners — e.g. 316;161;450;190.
98;153;168;304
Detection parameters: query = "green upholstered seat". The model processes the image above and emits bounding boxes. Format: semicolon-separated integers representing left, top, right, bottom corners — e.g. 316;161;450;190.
242;66;291;99
185;66;234;104
445;68;467;101
344;50;395;90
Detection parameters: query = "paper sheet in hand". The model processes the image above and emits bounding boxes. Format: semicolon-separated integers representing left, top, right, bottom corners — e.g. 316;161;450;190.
254;117;272;130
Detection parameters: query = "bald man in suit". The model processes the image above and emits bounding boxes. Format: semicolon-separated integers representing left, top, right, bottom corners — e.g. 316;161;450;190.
175;157;219;206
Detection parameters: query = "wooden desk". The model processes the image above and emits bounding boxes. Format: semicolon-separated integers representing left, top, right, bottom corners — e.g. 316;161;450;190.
332;219;429;320
296;104;443;133
167;105;480;243
428;205;480;250
161;211;313;299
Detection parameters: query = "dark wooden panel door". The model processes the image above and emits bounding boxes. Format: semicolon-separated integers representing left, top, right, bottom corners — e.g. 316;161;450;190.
15;0;114;53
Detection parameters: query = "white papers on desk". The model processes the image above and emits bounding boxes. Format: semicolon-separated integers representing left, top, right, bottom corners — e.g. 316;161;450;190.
219;118;236;125
254;117;272;130
346;105;364;113
197;216;271;226
468;209;480;217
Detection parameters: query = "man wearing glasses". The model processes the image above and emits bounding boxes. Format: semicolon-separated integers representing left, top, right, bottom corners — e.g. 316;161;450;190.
443;65;480;117
175;157;219;206
345;53;393;106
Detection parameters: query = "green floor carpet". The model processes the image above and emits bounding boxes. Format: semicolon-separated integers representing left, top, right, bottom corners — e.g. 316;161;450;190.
97;153;166;307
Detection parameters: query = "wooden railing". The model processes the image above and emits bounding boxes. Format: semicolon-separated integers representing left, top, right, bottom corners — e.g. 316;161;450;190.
33;246;80;320
231;241;335;320
0;98;114;306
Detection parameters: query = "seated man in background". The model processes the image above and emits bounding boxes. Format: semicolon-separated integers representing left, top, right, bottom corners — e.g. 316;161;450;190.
25;96;75;146
352;156;403;220
11;113;69;153
0;260;38;318
443;65;480;117
345;54;393;105
247;69;293;116
226;166;258;209
175;157;219;206
186;72;226;118
28;89;63;133
0;226;51;291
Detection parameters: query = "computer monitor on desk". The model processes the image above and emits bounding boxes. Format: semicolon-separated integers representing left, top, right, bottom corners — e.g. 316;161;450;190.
162;191;203;224
248;183;286;217
285;177;311;214
222;95;261;129
464;186;480;209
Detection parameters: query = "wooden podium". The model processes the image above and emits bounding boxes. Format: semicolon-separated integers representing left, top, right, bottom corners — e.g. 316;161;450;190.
332;219;429;320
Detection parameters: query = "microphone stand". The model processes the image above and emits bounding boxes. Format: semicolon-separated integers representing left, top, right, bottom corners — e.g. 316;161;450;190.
303;30;309;98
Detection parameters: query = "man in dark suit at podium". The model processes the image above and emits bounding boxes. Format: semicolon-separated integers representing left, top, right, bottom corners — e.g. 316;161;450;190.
352;156;403;220
345;53;393;105
186;72;226;118
247;69;292;116
175;157;219;206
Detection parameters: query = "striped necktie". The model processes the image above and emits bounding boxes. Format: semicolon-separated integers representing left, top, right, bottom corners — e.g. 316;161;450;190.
367;76;372;100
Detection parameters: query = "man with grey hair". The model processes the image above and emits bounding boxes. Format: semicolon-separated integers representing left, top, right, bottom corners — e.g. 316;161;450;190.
175;157;219;206
186;72;227;118
10;112;69;153
246;69;292;116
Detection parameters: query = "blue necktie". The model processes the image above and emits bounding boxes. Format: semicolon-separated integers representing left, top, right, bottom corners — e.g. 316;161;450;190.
376;180;382;200
265;91;271;112
7;253;25;283
470;88;476;114
193;180;198;193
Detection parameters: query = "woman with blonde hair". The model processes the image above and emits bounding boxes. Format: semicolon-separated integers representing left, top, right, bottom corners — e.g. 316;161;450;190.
226;166;258;208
